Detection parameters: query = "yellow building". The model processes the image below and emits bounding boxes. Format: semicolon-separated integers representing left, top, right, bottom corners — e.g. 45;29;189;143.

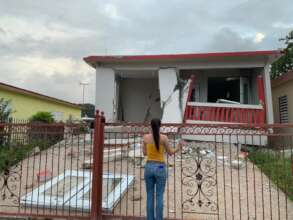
0;82;81;121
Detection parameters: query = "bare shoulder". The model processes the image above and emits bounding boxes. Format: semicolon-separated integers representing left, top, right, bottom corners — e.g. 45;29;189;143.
160;134;168;143
143;134;151;142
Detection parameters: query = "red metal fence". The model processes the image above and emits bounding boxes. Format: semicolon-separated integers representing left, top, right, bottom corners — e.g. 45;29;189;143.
0;113;293;220
96;112;293;220
0;121;92;219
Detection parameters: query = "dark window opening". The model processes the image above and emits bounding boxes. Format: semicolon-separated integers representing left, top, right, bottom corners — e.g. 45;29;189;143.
208;77;240;103
279;95;288;123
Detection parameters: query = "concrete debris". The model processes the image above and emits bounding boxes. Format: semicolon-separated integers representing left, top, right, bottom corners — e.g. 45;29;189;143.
32;146;41;155
82;160;92;169
230;160;245;169
130;194;142;201
36;170;52;182
66;151;78;158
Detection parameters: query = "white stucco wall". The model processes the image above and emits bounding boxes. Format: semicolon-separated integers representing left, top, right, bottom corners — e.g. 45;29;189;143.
95;67;115;121
158;68;182;123
119;78;161;122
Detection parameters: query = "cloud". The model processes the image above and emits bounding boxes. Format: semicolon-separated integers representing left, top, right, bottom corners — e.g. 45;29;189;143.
206;28;257;52
103;3;123;21
272;22;293;29
0;0;292;105
0;27;6;35
254;33;265;43
0;55;95;103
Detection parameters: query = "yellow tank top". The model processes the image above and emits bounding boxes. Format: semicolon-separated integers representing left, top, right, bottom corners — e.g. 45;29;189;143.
146;143;165;162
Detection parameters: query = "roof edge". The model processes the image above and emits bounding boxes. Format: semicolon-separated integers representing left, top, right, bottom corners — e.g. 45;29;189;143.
83;50;283;68
0;82;81;109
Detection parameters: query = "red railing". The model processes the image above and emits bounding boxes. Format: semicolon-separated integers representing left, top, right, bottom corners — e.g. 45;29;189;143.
183;74;266;124
184;102;265;124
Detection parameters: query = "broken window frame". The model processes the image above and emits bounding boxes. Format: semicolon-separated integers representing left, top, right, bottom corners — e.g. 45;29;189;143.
20;170;135;212
20;170;91;208
69;173;135;211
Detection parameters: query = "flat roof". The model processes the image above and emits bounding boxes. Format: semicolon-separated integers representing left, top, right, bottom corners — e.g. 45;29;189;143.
0;82;81;109
84;50;282;68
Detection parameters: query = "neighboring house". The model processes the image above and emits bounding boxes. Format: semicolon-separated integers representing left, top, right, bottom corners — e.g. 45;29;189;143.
84;50;281;124
0;82;81;121
272;70;293;124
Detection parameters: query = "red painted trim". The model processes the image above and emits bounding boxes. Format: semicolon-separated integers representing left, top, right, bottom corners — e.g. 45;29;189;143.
0;82;80;108
102;213;196;220
257;75;266;123
84;50;281;66
102;213;194;220
184;105;265;125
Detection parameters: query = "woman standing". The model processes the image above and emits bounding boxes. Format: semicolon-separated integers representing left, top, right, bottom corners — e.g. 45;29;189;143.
143;118;183;220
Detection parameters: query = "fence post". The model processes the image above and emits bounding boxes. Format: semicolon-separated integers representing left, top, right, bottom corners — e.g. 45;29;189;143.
91;110;105;220
291;160;293;189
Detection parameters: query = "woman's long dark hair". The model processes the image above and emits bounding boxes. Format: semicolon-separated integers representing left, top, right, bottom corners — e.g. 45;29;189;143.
151;118;161;150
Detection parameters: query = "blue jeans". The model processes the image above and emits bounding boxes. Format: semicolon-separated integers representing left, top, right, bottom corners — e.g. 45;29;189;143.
144;161;167;220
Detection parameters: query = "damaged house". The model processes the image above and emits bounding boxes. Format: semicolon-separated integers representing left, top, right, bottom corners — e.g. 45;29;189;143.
83;50;281;125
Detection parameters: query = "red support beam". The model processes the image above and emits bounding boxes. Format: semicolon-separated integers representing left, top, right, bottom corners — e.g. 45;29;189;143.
257;75;266;124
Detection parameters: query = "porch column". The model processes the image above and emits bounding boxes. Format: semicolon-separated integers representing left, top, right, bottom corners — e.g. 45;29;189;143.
95;67;115;122
158;68;182;123
262;64;274;124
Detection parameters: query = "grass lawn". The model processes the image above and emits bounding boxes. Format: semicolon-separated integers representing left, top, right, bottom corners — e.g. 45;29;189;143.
249;149;293;201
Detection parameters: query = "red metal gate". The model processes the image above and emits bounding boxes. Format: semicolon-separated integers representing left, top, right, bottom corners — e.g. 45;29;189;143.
0;120;92;219
0;112;293;220
94;111;293;220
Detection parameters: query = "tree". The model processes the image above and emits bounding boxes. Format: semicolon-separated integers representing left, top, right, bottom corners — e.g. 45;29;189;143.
271;30;293;79
0;98;13;146
0;98;13;122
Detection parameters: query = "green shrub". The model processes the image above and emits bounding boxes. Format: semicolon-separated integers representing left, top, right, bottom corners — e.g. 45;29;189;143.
0;143;34;173
0;98;13;146
29;111;54;123
28;111;64;150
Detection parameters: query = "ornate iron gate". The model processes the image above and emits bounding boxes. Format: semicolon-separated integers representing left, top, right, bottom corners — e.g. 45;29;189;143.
0;114;293;220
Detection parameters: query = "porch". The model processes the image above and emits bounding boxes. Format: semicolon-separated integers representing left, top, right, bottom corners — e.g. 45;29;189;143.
111;67;267;125
183;72;266;125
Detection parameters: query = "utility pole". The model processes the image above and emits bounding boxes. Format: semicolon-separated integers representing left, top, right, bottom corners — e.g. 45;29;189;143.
80;82;89;104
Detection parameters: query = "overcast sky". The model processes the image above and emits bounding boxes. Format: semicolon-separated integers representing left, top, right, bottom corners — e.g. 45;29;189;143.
0;0;292;104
